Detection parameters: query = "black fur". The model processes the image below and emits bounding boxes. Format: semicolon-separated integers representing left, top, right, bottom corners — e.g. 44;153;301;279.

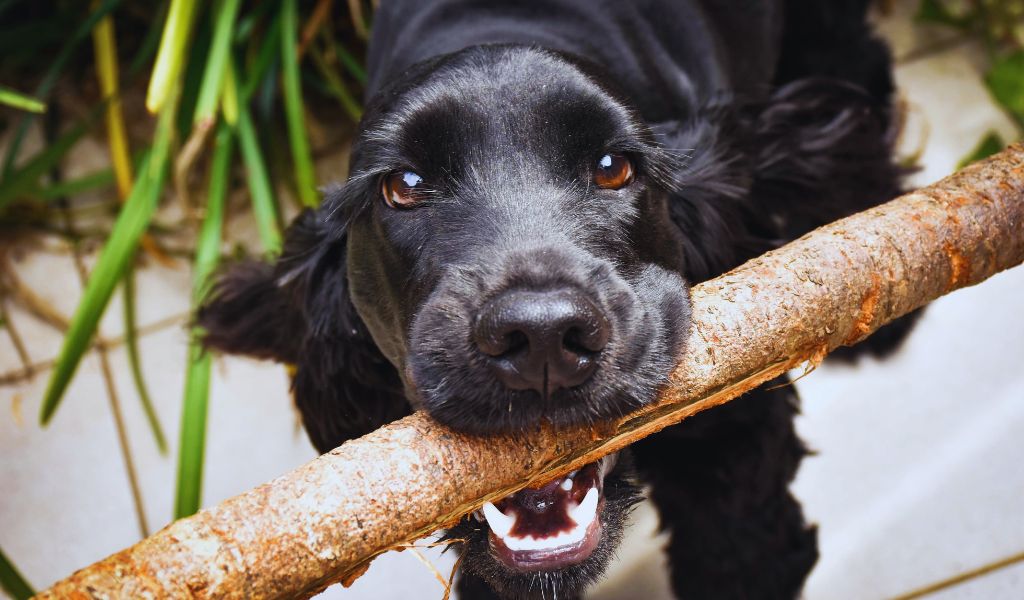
198;1;918;598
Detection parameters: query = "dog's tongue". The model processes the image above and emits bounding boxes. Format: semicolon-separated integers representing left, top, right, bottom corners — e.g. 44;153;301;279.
477;459;609;571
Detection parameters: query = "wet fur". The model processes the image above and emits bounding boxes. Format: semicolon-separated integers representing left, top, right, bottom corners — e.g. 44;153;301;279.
198;1;917;598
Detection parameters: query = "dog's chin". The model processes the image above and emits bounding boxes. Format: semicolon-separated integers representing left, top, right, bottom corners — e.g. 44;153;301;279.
445;453;641;600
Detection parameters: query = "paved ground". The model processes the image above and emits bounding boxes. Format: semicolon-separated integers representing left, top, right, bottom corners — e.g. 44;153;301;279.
2;1;1022;598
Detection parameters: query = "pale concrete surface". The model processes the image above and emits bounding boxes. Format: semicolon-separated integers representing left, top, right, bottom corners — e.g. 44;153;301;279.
2;2;1022;599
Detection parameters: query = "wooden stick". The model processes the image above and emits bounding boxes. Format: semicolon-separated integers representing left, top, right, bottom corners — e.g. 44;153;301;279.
38;145;1024;599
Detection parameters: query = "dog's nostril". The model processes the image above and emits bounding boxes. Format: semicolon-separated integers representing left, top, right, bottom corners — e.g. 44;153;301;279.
473;289;609;394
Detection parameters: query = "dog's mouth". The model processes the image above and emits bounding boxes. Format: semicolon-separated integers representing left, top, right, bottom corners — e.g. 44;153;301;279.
473;454;616;571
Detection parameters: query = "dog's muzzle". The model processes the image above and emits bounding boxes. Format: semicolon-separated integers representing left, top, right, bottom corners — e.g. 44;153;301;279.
472;288;609;397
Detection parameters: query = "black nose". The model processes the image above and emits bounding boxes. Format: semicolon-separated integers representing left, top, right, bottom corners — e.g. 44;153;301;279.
473;289;609;395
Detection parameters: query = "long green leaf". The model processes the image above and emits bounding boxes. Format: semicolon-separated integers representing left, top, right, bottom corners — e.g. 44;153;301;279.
0;545;34;600
35;151;144;201
0;85;45;113
175;121;233;518
235;103;283;254
127;0;170;78
310;47;363;122
39;90;179;426
176;342;212;518
0;0;120;178
0;104;105;210
239;12;283;103
37;169;115;200
123;267;169;454
192;0;243;125
281;0;319;208
333;41;368;85
146;0;198;113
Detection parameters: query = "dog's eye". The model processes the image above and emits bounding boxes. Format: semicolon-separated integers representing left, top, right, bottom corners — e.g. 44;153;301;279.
382;171;427;208
594;153;634;190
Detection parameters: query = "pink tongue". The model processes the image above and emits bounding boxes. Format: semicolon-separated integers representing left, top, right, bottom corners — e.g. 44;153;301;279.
494;462;601;538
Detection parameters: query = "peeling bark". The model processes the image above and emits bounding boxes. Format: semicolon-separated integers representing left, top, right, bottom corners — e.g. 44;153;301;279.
38;145;1024;599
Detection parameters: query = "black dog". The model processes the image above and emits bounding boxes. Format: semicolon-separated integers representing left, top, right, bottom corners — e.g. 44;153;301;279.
199;1;918;598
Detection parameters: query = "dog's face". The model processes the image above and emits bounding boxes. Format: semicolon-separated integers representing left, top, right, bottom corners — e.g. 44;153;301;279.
344;45;690;429
323;45;691;597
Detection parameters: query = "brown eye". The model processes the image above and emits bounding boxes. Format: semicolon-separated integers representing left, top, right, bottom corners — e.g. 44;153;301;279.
382;171;426;208
594;153;634;189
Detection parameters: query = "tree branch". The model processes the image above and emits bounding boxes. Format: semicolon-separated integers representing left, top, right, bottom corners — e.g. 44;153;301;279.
39;145;1024;599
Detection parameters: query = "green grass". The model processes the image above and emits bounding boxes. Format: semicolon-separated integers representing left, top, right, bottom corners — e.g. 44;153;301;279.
0;546;33;600
280;0;319;208
175;122;234;518
1;0;370;577
40;88;179;425
0;85;45;113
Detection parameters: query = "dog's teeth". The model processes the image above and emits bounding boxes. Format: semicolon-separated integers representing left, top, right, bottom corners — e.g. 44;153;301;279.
569;487;599;527
473;509;484;522
482;501;515;537
560;477;573;492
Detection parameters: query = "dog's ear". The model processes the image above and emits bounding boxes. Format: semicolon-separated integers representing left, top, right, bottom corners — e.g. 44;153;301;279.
282;207;411;453
196;258;306;363
657;79;904;283
199;195;409;453
746;78;904;241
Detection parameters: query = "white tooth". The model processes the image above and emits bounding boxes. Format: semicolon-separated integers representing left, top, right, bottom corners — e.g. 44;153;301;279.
482;501;515;538
499;520;589;552
560;477;573;492
569;487;599;527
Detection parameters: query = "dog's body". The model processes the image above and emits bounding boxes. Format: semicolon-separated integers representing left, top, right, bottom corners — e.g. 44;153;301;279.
200;1;916;598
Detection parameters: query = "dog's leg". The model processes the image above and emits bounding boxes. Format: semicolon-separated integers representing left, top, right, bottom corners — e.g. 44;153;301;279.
632;383;817;599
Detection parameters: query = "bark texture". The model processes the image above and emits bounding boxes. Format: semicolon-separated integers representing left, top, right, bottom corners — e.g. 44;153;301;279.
39;145;1024;599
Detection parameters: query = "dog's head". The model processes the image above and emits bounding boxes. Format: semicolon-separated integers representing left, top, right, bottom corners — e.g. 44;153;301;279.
201;45;691;599
345;45;691;431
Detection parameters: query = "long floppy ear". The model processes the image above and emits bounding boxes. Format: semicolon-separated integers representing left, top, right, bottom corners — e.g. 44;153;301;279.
199;202;409;453
746;78;904;242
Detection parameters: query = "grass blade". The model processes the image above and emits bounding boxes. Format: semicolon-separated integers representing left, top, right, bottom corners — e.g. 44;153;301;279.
281;0;320;208
239;12;283;103
0;85;45;113
39;88;179;426
220;59;239;126
310;47;363;122
123;267;169;454
145;0;199;113
235;93;283;253
91;2;133;200
37;168;115;200
333;41;367;85
175;121;233;518
93;5;167;453
176;338;212;518
192;0;243;126
0;0;120;178
0;104;105;211
0;546;33;600
127;0;170;78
